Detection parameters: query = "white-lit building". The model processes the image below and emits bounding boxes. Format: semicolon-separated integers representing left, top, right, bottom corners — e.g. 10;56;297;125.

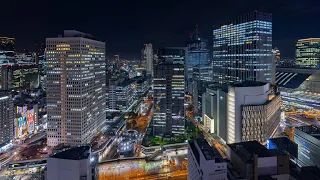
46;30;106;146
202;86;228;141
227;82;281;144
188;138;227;180
0;93;14;148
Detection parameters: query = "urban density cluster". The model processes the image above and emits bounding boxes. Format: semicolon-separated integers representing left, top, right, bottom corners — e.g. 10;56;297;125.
0;10;320;180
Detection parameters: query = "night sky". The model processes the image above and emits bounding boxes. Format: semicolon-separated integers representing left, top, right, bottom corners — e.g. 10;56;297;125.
1;0;319;59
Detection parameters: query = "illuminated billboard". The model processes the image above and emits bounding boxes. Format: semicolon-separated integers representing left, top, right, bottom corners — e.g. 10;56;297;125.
14;105;35;139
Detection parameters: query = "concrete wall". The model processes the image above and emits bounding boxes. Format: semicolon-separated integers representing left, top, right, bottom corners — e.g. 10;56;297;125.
47;158;91;180
232;84;269;142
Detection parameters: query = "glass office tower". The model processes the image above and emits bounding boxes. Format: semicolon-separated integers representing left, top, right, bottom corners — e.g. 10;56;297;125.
213;11;275;84
153;48;185;136
186;38;210;81
296;38;320;68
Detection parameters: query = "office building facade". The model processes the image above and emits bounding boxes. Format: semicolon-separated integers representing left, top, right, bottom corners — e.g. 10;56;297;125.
202;86;227;141
46;30;106;146
142;43;153;75
227;82;281;144
213;11;275;84
1;64;39;90
0;93;14;146
0;37;15;64
296;38;320;68
294;125;320;168
188;138;227;180
186;38;210;81
153;48;185;136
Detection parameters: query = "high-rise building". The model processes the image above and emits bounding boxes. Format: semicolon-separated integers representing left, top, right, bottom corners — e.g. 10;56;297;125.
213;11;275;84
0;37;15;64
107;78;137;112
294;125;320;168
226;82;281;144
153;48;185;136
192;65;214;114
46;30;106;146
142;43;153;75
1;64;39;90
188;138;227;180
0;92;14;147
296;38;320;68
202;86;228;141
186;38;210;81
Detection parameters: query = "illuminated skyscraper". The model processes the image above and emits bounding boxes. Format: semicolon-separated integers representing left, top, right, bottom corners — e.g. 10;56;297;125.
153;48;186;136
213;11;275;84
0;37;15;64
46;30;106;146
296;38;320;68
142;43;153;75
186;38;210;81
0;92;14;147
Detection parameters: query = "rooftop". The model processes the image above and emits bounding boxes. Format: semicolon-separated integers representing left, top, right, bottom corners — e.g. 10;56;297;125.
231;81;267;88
191;138;224;163
275;72;310;89
296;125;320;140
118;79;137;87
228;141;286;163
268;136;296;145
51;146;90;160
297;38;320;42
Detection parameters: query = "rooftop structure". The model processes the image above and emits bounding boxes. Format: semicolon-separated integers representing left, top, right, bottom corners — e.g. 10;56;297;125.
188;137;227;180
50;146;90;160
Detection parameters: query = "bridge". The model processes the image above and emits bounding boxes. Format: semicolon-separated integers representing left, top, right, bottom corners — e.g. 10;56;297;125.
8;158;47;170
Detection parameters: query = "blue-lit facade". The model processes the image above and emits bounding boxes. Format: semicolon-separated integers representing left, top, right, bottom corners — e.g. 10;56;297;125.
213;11;275;84
294;126;320;168
186;38;210;81
153;48;185;136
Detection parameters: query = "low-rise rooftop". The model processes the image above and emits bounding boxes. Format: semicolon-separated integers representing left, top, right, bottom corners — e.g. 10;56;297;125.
228;141;286;163
51;146;90;160
232;81;267;88
296;125;320;140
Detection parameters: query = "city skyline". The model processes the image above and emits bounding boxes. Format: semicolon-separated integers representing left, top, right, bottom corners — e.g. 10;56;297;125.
1;0;319;59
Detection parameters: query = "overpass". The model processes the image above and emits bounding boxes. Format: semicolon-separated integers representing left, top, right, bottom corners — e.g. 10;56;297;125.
8;158;47;170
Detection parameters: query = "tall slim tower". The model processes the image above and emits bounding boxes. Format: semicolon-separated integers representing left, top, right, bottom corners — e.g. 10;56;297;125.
142;43;153;75
46;30;106;146
0;92;14;145
213;11;274;84
153;47;186;136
